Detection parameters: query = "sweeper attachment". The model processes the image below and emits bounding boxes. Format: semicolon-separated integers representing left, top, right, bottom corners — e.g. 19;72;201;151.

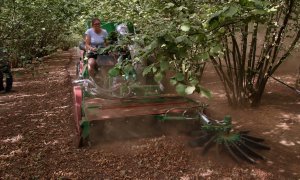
157;106;270;163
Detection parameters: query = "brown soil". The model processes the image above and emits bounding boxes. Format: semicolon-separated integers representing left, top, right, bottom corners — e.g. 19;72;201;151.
0;49;299;179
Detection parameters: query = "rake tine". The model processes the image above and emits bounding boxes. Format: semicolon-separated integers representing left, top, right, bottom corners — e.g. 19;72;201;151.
202;134;217;155
224;141;240;163
241;137;271;150
189;130;205;137
241;134;265;142
239;130;250;134
189;134;212;147
231;142;256;164
216;142;222;154
239;141;265;160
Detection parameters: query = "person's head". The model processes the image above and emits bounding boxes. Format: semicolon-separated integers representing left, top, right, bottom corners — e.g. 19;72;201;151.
91;18;101;31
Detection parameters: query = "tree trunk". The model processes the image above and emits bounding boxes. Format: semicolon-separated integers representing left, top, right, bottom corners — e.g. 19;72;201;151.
251;78;268;107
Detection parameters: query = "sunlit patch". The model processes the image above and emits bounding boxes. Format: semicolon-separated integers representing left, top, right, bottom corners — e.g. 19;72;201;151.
15;94;32;98
262;129;277;135
53;171;75;177
180;176;191;180
26;110;56;118
0;148;23;159
296;141;300;145
199;169;213;177
131;144;150;150
0;101;10;105
37;123;46;128
45;112;57;117
212;91;226;98
279;112;300;123
34;93;47;97
279;140;295;146
267;160;274;165
297;114;300;122
44;140;59;145
276;123;290;130
2;134;23;143
55;105;69;109
31;119;39;122
281;113;291;118
279;169;285;173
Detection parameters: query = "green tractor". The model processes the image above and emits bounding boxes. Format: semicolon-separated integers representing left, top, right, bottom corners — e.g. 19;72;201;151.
72;20;270;164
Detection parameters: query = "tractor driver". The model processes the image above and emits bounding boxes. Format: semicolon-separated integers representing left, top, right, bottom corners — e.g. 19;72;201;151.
85;18;108;77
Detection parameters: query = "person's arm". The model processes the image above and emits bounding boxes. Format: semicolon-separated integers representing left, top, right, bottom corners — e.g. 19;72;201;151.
85;35;96;51
85;29;96;51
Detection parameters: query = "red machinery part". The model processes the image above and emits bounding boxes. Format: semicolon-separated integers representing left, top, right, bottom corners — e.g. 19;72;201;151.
73;86;82;135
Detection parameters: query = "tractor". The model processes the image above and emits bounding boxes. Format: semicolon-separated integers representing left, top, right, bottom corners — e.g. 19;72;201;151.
73;21;270;164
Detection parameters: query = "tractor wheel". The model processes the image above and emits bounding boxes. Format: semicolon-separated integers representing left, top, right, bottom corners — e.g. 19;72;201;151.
77;136;90;147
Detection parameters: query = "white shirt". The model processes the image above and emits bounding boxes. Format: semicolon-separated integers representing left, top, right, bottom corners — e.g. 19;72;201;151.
85;28;108;48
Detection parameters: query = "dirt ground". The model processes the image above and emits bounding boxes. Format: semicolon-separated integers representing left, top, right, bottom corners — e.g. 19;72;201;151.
0;48;299;179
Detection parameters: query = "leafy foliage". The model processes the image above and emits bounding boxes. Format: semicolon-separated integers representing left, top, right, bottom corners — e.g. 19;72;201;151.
1;0;298;107
0;0;88;67
90;0;299;106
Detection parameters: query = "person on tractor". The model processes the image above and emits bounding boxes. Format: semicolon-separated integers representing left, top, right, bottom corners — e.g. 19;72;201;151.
85;18;108;77
0;48;13;93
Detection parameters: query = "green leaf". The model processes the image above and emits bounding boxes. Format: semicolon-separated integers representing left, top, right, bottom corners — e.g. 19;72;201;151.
170;78;177;86
197;52;210;61
176;6;187;11
146;40;159;52
165;2;175;8
210;45;222;55
192;33;206;43
200;87;212;99
185;86;195;95
252;0;265;8
189;79;199;86
160;60;169;71
252;9;266;15
267;6;278;12
108;67;120;77
143;66;152;76
175;35;188;44
176;83;186;95
239;0;248;6
180;24;190;32
124;64;134;74
152;66;157;73
175;73;185;81
150;40;159;49
154;72;164;82
224;6;239;17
